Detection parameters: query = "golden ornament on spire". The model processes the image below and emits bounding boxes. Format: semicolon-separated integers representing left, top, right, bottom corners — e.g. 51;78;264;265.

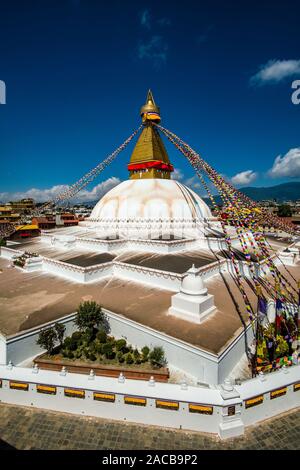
140;89;161;124
128;90;173;180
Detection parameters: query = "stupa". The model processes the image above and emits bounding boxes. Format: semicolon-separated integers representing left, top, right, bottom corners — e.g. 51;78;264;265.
87;90;213;240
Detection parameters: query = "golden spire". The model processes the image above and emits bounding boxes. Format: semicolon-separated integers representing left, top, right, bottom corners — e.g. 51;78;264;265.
140;89;161;124
128;90;173;180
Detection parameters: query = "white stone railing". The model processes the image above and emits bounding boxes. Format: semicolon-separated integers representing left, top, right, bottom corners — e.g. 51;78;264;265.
0;245;228;288
0;246;24;259
42;257;113;283
114;258;227;291
0;364;299;439
113;261;183;291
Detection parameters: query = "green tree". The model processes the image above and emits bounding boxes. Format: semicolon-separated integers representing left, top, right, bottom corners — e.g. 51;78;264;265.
54;322;66;347
75;301;110;333
116;351;124;363
96;329;107;343
71;331;82;341
149;347;166;368
277;204;292;217
0;238;6;247
126;353;134;364
115;339;127;351
141;345;150;361
82;327;95;345
102;343;114;359
37;327;57;355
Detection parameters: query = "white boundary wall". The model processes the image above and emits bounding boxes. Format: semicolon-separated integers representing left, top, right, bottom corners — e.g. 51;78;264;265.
0;246;228;289
1;309;253;386
0;364;299;439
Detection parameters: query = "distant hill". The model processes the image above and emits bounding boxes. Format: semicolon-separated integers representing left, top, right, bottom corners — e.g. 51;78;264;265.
239;182;300;202
203;182;300;205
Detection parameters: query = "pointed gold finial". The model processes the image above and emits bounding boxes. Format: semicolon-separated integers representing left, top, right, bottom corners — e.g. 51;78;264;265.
140;89;161;124
127;90;173;179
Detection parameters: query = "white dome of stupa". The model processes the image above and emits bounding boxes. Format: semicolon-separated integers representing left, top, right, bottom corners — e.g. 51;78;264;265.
89;179;212;222
86;179;212;239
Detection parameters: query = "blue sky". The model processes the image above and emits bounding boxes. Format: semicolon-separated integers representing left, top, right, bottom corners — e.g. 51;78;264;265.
0;0;299;202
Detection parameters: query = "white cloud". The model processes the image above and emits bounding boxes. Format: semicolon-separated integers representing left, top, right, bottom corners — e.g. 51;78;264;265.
250;59;300;85
140;9;151;30
184;175;203;190
268;147;300;178
184;175;198;187
231;170;257;186
138;35;168;66
172;168;184;181
0;177;121;204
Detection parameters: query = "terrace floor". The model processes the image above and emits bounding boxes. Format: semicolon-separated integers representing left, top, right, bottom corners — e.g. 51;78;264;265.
1;232;298;355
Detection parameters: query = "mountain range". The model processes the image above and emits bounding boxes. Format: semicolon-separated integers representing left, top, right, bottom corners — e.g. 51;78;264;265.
238;182;300;202
203;182;300;205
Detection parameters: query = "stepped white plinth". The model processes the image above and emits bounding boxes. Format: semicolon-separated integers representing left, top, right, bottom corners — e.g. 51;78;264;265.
168;264;216;324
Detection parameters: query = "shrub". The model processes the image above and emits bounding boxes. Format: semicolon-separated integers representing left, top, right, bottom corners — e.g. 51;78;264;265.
82;327;94;345
117;351;124;363
102;343;114;359
71;331;82;341
106;336;115;344
75;301;110;333
141;346;150;361
96;329;107;343
115;339;127;351
126;353;134;365
67;351;74;359
69;337;78;351
133;348;140;359
89;353;96;361
63;337;72;349
37;327;57;355
149;347;166;368
61;349;68;358
95;342;103;354
54;323;66;346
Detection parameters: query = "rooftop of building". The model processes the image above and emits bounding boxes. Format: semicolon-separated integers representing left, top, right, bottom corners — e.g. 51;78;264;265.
1;253;298;355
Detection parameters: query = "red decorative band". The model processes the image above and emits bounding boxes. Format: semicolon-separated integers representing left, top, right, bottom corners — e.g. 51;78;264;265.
128;161;174;172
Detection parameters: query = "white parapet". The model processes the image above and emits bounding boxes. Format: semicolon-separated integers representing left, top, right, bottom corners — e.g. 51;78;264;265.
278;248;299;266
23;256;43;272
168;264;216;324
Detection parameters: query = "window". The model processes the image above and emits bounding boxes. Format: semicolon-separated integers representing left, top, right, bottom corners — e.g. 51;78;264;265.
294;383;300;392
94;392;115;402
245;395;264;408
124;396;147;406
9;381;28;391
270;387;287;399
64;388;85;399
189;404;213;415
156;400;179;410
36;384;56;395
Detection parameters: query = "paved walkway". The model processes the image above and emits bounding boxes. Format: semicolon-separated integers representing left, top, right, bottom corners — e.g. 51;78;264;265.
0;403;299;450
